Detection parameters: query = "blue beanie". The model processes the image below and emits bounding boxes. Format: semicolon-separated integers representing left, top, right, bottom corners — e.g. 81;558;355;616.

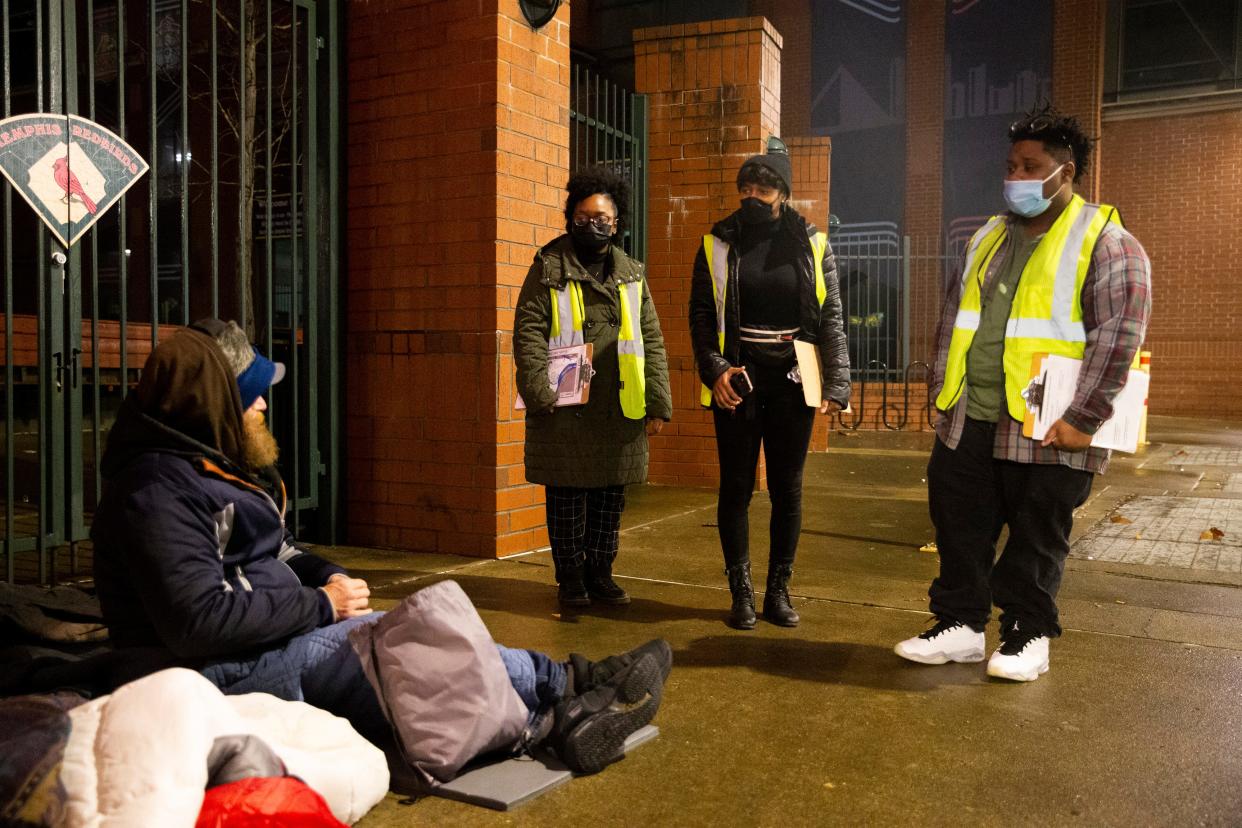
236;347;285;410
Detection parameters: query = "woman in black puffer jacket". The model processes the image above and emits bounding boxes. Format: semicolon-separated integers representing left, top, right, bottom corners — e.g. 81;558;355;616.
689;141;851;630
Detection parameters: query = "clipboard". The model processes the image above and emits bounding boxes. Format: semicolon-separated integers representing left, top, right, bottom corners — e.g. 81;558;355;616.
1021;351;1149;453
515;343;594;410
793;340;852;412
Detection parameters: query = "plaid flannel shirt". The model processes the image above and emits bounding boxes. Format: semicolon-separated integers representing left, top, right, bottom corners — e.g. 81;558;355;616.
930;216;1152;474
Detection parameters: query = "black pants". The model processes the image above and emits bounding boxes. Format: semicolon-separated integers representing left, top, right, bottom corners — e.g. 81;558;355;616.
545;485;626;578
928;418;1093;637
713;376;816;571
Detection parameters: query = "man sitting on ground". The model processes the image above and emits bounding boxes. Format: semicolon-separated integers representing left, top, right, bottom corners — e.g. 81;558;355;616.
90;319;670;775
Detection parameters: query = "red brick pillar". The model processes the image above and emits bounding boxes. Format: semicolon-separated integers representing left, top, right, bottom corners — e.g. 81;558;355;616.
345;1;569;557
634;17;783;488
785;135;833;452
903;0;946;370
1053;0;1106;201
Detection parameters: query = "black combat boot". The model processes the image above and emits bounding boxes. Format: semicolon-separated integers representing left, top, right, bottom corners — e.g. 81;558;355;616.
556;561;591;607
584;558;631;605
762;564;799;627
725;562;757;630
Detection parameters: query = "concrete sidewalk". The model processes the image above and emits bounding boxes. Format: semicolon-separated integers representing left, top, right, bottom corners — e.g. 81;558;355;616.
341;415;1242;826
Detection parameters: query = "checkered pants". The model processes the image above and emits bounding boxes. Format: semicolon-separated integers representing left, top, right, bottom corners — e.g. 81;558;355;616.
544;485;626;571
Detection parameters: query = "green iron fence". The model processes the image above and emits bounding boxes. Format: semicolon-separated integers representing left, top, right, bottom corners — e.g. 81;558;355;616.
569;63;647;262
1;0;343;584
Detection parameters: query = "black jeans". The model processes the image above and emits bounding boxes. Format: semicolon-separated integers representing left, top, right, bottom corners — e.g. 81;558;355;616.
713;375;816;571
927;418;1093;637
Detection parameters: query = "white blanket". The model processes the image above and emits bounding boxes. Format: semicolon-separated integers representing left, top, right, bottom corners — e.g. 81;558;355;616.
59;668;389;827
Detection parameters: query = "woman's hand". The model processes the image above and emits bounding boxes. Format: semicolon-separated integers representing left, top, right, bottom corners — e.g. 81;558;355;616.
645;418;665;436
819;399;843;416
712;366;747;410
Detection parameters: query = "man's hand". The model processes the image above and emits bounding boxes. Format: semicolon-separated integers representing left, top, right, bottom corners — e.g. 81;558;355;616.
322;574;372;620
819;399;843;416
645;418;665;436
1041;418;1093;452
712;366;747;410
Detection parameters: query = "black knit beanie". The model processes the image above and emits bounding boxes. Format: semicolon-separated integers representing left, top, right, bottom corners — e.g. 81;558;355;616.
739;139;793;196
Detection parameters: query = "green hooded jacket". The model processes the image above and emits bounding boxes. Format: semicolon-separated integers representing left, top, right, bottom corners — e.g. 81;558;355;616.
514;235;672;488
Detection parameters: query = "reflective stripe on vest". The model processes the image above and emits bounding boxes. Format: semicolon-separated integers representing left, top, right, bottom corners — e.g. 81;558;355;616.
616;280;647;419
549;278;647;420
935;196;1120;421
548;281;585;349
699;230;829;406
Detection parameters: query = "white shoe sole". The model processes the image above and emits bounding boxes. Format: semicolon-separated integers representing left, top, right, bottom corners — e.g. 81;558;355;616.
893;644;985;665
986;659;1050;682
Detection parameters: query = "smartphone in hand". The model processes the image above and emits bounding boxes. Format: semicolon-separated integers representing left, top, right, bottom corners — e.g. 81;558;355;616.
729;370;754;399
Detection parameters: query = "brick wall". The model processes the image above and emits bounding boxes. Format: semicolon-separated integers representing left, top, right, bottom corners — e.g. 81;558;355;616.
786;135;833;451
1053;0;1242;418
1100;108;1242;419
345;0;570;556
903;0;946;369
750;0;812;137
634;18;784;487
1053;0;1105;201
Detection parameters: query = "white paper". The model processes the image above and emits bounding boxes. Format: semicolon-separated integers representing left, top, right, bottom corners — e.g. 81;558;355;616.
1028;354;1149;453
793;340;821;407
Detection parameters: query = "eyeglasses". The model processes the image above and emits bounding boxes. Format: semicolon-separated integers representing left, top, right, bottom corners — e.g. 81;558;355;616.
572;215;615;232
1009;115;1071;147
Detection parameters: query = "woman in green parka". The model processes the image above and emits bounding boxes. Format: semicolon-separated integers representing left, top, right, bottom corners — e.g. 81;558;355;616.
514;167;672;608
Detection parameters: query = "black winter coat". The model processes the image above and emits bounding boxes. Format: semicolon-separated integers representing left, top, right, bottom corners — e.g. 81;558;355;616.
688;206;851;406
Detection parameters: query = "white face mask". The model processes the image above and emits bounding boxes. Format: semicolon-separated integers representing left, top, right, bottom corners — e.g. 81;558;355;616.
1003;163;1066;218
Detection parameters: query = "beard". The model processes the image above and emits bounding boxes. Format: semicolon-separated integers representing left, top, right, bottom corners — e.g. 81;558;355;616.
242;408;280;470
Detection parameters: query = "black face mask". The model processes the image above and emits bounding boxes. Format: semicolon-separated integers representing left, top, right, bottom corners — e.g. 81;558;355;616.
739;197;778;224
570;223;613;250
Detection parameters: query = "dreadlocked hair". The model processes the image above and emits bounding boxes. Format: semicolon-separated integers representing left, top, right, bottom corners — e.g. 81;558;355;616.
1008;103;1094;183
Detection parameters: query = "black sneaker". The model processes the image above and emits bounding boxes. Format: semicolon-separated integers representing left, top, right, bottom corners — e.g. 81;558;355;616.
567;639;673;695
550;652;664;774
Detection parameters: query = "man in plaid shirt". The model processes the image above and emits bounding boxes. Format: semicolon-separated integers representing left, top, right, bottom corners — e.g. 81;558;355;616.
894;105;1151;681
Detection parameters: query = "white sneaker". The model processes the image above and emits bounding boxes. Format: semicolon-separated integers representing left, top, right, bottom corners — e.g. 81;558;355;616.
986;625;1050;682
894;619;986;664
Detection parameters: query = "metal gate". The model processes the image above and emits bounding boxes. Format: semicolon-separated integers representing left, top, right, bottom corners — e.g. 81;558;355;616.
568;63;647;262
831;227;958;431
1;0;343;584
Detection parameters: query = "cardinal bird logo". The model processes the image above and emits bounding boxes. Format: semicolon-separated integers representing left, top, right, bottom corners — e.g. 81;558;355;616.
53;156;98;215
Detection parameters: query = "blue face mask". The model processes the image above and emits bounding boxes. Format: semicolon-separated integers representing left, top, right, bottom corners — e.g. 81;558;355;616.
1003;164;1066;218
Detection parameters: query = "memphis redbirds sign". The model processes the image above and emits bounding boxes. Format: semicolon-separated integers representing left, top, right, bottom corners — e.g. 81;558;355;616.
0;113;148;248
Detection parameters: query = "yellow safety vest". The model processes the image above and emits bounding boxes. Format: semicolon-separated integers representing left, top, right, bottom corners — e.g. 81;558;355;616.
699;230;829;407
548;278;647;420
935;195;1120;421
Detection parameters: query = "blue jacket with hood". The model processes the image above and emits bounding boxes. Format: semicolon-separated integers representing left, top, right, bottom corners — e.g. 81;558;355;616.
90;325;343;663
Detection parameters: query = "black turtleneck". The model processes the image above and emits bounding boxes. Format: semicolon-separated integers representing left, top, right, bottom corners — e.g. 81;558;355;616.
737;217;799;370
573;240;612;283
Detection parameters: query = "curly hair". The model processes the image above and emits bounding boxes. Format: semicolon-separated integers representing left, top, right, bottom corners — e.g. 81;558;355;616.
1008;103;1094;183
563;165;631;233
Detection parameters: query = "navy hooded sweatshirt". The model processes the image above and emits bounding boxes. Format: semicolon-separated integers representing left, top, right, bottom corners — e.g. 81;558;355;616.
90;327;342;663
